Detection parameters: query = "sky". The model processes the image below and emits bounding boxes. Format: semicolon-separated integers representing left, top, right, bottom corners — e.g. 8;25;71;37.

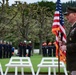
0;0;73;5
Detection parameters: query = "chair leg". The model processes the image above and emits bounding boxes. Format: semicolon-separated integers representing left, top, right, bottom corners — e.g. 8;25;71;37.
31;67;35;75
64;67;68;75
21;67;24;75
36;67;40;75
48;67;51;75
15;67;18;75
5;67;9;75
0;66;3;75
53;68;56;75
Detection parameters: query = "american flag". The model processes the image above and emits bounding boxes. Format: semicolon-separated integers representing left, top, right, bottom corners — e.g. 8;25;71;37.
52;0;66;62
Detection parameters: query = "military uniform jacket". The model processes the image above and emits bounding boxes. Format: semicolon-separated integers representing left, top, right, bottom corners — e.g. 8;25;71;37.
66;22;76;71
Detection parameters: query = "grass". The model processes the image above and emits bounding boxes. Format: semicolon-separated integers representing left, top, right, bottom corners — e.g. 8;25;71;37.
0;54;65;73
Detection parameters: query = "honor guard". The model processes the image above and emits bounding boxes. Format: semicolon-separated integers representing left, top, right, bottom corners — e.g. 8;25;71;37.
8;42;12;58
42;42;47;57
47;42;52;56
3;41;6;58
23;40;27;57
27;41;32;57
18;42;23;57
0;40;3;58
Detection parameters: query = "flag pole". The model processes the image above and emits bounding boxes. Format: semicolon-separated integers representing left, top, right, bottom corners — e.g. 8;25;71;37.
58;31;61;75
58;32;63;75
58;41;60;75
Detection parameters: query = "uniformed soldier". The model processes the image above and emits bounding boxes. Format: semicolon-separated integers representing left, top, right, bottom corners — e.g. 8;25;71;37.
51;41;56;57
6;42;9;58
18;42;23;57
48;41;56;57
0;40;3;58
8;42;12;58
60;6;76;75
3;41;6;58
27;41;32;57
47;42;52;56
23;40;27;57
42;42;47;57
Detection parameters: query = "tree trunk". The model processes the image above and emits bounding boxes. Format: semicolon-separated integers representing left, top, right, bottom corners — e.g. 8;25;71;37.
31;41;34;56
39;35;42;55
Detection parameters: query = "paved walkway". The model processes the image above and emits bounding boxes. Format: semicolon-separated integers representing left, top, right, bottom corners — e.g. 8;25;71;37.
2;74;65;75
2;72;67;75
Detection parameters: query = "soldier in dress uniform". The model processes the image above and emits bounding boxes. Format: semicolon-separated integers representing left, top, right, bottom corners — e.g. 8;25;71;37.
42;42;47;57
0;40;3;58
18;42;23;57
47;41;56;57
8;42;12;58
27;41;32;57
23;40;27;57
6;42;9;58
60;7;76;75
51;41;56;57
3;41;6;58
47;42;52;56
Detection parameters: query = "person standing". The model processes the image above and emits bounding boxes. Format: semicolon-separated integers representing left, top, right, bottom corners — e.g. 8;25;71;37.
47;41;56;57
18;42;23;57
51;41;56;57
11;47;15;56
3;41;6;58
0;41;3;58
47;42;52;56
6;42;9;58
27;41;32;57
42;42;47;57
8;42;12;58
23;41;27;57
60;7;76;75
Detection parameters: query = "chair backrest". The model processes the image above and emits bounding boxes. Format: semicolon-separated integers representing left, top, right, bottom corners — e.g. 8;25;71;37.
40;57;58;65
9;57;32;66
40;57;66;67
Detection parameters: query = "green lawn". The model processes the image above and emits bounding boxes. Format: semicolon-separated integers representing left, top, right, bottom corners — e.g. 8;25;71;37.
0;54;65;73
